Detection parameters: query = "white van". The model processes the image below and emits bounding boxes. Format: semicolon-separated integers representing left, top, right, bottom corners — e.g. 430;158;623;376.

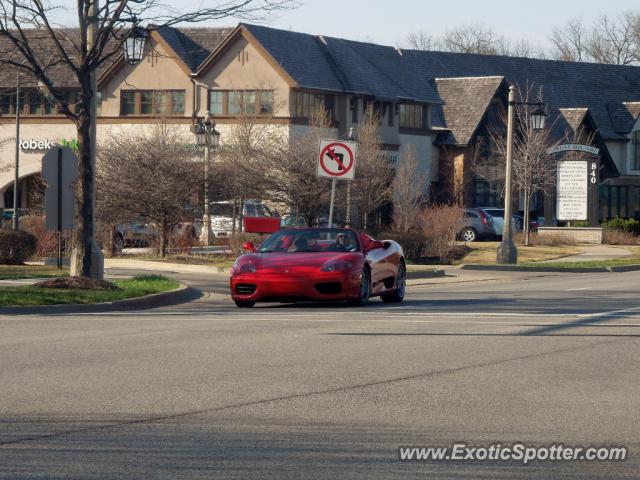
207;199;273;237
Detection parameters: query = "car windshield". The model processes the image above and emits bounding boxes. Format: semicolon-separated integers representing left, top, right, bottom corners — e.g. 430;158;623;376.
258;229;360;253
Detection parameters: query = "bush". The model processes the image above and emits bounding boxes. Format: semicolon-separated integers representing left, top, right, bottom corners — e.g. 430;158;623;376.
601;217;640;236
20;215;60;258
379;230;429;262
0;230;38;264
418;204;464;262
524;232;576;247
603;229;640;245
171;223;198;254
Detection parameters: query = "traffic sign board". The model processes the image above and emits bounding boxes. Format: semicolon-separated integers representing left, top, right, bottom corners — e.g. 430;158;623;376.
317;139;357;180
42;147;77;231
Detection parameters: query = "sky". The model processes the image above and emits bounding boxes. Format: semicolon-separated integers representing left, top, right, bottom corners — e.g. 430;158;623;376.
49;0;640;50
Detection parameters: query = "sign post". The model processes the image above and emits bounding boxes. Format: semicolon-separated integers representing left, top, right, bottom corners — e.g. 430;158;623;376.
556;160;589;223
317;139;357;227
42;147;78;268
548;144;601;226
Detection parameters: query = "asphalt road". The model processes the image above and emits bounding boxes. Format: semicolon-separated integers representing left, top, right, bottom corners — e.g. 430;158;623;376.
1;268;639;479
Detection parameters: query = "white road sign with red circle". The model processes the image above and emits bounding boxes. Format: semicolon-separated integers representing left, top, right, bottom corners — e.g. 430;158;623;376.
317;139;357;180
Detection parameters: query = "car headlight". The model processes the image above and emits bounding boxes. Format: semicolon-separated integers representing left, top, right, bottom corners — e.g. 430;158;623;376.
321;260;353;272
233;261;257;274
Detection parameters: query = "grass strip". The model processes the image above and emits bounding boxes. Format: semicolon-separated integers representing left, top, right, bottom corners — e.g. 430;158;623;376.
0;275;179;307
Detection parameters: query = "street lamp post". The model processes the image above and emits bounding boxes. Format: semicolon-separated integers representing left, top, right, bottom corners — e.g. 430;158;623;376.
12;70;21;230
191;115;220;246
497;85;547;264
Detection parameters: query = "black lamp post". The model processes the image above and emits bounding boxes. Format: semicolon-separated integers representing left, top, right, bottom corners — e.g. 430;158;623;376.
497;86;547;264
191;115;221;246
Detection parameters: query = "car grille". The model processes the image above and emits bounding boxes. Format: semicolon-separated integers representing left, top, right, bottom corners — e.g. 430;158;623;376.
235;283;257;295
315;282;342;295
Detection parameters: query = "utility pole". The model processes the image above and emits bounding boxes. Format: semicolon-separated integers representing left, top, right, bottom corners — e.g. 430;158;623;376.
12;71;21;230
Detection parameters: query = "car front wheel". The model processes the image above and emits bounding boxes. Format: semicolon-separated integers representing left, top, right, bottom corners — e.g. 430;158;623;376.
381;263;405;303
348;268;370;306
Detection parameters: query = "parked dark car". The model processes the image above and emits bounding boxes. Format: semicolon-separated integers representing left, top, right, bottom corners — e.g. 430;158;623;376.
459;208;495;242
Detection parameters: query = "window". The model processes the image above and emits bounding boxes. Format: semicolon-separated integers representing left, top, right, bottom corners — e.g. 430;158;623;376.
227;91;241;115
260;91;273;114
209;91;224;115
599;185;639;219
633;131;640;170
292;91;334;120
0;90;79;116
243;91;256;115
96;91;102;116
388;102;394;127
119;90;186;116
140;91;153;115
121;91;136;115
399;103;425;129
208;90;273;116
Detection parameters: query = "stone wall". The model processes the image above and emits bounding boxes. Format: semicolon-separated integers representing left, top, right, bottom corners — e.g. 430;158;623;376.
538;227;603;244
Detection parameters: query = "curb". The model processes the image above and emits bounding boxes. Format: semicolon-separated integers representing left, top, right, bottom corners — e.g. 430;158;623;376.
406;269;446;279
0;283;202;316
607;264;640;272
459;264;640;273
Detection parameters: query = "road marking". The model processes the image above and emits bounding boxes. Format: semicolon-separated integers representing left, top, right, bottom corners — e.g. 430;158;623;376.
567;287;590;291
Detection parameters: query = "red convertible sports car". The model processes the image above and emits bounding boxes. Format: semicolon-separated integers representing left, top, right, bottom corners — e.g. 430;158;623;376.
230;228;405;308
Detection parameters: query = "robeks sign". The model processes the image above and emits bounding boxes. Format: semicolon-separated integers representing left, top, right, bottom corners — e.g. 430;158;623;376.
19;138;79;151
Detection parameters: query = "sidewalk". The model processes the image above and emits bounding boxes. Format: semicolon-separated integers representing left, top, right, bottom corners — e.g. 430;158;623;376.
540;245;635;263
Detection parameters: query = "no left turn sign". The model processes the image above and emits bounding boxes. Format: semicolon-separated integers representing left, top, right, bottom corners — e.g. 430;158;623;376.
317;139;357;180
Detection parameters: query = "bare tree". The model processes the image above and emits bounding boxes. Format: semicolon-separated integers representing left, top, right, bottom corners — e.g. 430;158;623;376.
550;13;640;64
97;121;201;257
489;85;558;245
257;106;333;226
0;0;296;278
406;30;439;51
588;13;639;65
550;18;589;62
352;106;394;229
440;24;504;55
392;145;428;232
406;24;544;59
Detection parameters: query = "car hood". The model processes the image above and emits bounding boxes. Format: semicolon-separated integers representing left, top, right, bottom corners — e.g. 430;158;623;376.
238;252;357;274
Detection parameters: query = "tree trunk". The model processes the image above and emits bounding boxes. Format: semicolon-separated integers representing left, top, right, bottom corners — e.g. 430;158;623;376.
524;188;531;246
74;114;95;277
160;221;168;258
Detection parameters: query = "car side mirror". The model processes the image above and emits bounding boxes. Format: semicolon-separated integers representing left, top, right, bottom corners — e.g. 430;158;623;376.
243;241;256;253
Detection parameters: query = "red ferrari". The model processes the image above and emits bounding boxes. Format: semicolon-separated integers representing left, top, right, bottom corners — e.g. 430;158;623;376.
230;228;406;307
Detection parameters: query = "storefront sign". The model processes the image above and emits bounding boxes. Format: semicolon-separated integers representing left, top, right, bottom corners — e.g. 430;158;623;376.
547;144;600;155
19;138;79;152
557;160;588;221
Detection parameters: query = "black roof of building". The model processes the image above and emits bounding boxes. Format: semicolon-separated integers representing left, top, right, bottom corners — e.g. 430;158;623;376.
242;23;444;104
155;26;233;72
241;24;640;141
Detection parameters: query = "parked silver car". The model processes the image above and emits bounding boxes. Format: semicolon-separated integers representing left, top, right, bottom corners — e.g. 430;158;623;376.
459;208;495;242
